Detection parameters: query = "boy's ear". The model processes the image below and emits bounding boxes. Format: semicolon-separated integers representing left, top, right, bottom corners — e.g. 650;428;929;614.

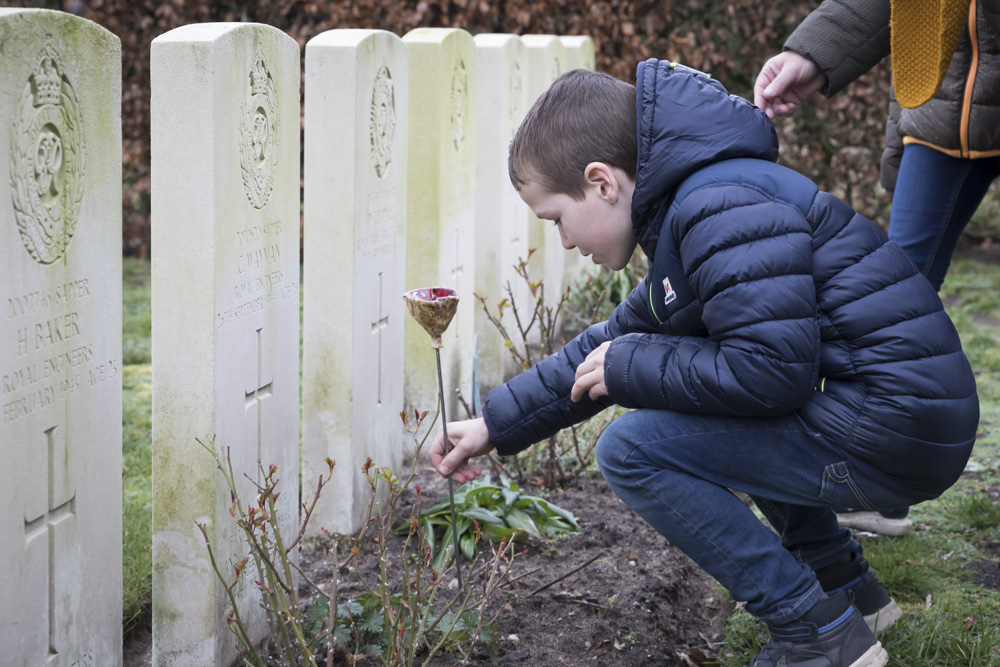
583;162;620;203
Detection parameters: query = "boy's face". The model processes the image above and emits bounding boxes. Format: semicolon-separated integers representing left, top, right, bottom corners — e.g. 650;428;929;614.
518;164;637;271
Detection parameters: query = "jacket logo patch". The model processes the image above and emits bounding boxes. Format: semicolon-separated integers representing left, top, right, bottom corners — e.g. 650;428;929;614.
662;277;677;306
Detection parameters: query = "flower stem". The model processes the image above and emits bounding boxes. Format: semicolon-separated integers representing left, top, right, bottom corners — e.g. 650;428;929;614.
434;346;463;588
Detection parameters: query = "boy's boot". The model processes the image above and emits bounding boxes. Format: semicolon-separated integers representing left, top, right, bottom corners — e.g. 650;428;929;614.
748;590;888;667
814;552;903;634
836;508;912;536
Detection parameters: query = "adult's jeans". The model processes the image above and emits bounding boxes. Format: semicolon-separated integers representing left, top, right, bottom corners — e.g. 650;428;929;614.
595;409;915;626
890;143;1000;290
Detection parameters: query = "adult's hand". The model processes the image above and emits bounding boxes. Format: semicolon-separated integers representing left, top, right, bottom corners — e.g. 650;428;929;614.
430;417;494;484
571;341;610;403
753;51;826;119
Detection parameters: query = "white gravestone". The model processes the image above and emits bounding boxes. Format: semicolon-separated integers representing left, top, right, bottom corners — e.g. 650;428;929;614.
560;35;596;72
558;35;597;284
1;10;123;666
151;24;300;666
520;34;566;311
302;29;407;536
402;28;477;421
473;34;530;391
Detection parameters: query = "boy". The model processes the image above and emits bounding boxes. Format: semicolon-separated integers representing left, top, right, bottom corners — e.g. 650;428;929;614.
430;61;979;667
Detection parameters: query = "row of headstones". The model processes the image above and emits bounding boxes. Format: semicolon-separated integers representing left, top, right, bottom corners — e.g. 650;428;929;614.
0;8;594;667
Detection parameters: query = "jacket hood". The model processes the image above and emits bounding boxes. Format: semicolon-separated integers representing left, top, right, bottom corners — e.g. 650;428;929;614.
632;59;779;247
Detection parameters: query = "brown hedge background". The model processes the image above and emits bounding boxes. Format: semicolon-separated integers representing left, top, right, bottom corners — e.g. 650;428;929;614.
2;0;893;256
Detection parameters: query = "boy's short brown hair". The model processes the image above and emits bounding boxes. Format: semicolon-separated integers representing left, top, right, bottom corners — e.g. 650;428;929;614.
509;69;637;200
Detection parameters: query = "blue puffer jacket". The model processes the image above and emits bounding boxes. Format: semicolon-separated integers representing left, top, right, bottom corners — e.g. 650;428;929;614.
482;59;979;500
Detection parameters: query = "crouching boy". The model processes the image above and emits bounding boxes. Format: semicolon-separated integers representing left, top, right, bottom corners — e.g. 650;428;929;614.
430;61;978;667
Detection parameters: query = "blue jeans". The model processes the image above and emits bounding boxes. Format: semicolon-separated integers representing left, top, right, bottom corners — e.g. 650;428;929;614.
595;409;915;626
890;144;1000;290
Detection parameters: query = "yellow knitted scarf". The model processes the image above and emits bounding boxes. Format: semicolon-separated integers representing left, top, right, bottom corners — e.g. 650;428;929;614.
891;0;971;108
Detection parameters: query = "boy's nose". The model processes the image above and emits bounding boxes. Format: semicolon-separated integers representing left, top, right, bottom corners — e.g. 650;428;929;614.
557;225;574;249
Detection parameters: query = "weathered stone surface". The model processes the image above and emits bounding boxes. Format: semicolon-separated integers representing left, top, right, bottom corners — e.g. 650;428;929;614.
0;9;123;666
402;28;477;421
560;34;596;71
302;29;407;536
474;33;530;391
151;23;300;666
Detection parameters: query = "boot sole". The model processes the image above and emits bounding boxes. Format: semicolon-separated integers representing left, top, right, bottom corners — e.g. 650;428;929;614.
849;642;889;667
837;513;913;536
865;599;904;635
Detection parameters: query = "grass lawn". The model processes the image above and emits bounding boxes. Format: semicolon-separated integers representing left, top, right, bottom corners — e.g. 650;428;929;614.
122;257;152;635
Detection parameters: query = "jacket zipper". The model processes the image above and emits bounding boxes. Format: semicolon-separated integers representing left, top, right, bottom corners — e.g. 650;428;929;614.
960;0;979;158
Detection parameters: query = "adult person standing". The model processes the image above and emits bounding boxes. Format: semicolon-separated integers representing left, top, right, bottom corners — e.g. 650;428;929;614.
754;0;1000;537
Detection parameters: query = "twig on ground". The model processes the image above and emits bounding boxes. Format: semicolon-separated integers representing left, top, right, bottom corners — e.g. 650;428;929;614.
528;554;604;596
551;594;607;609
498;566;543;590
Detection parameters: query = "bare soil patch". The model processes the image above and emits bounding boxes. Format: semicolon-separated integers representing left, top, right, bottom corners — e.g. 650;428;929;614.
296;467;728;666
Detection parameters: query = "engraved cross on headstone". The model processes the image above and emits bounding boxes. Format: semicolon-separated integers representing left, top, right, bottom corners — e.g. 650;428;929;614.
245;327;273;466
23;424;76;665
371;272;390;405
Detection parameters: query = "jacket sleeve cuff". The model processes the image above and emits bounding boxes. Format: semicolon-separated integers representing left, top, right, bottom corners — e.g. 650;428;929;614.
603;338;641;409
480;402;515;457
783;0;890;97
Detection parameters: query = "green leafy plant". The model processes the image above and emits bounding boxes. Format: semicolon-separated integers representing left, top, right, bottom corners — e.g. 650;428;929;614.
304;588;502;663
404;475;581;570
304;593;384;658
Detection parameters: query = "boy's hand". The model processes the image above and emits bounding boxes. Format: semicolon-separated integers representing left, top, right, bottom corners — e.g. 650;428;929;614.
430;417;494;484
572;342;610;403
753;51;826;119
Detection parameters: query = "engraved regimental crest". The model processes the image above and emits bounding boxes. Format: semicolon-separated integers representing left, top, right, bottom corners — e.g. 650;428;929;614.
370;65;396;179
10;43;85;265
450;59;468;152
239;52;279;209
